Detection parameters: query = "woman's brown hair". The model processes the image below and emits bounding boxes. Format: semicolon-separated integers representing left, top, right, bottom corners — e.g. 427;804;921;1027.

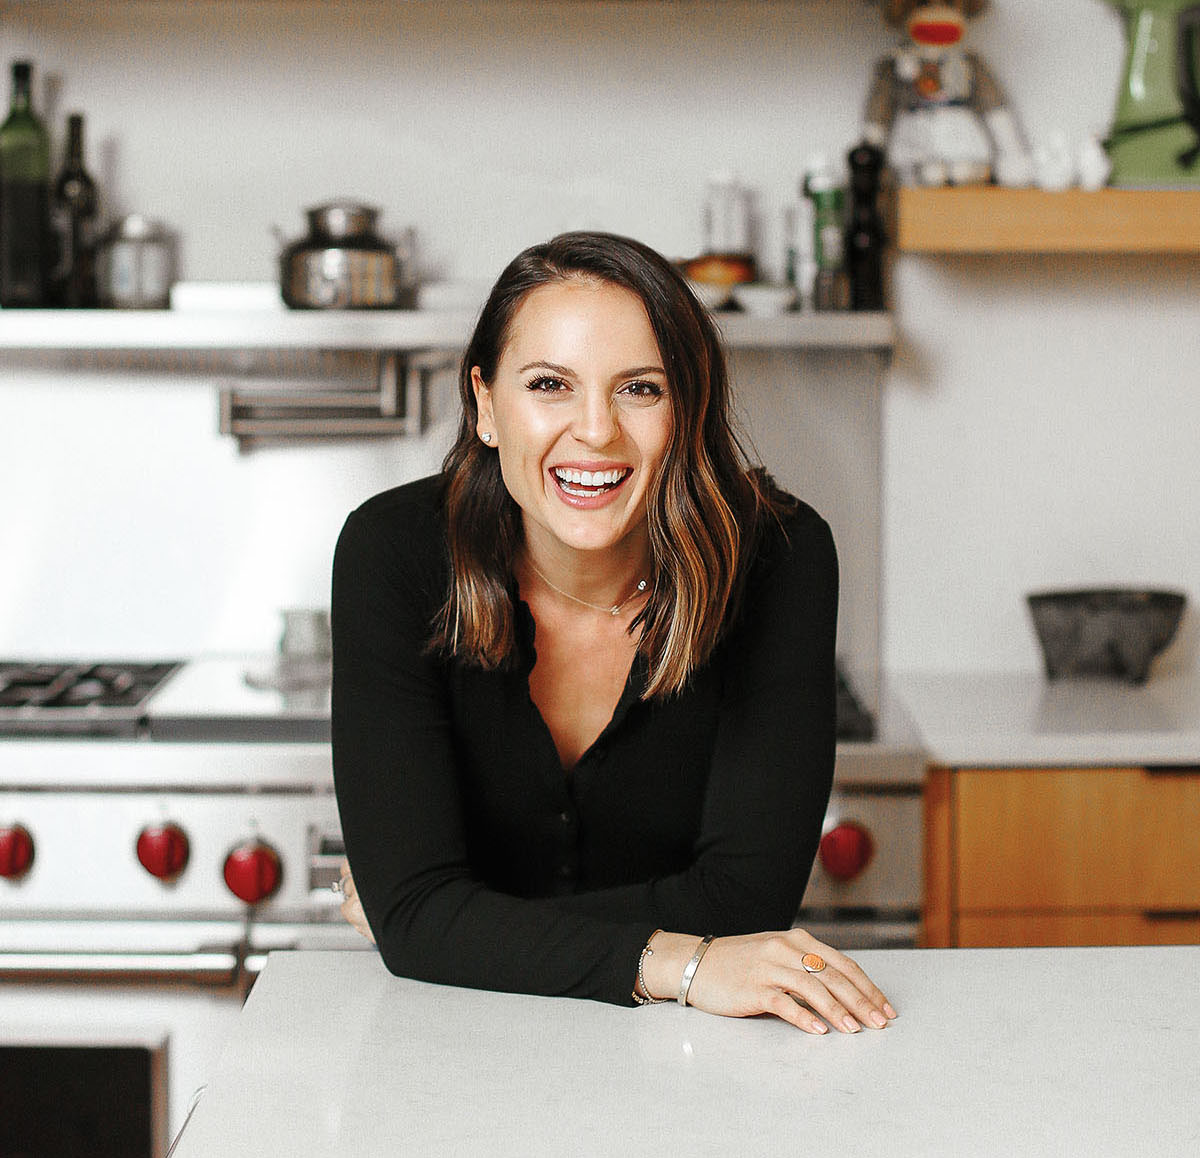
431;230;789;698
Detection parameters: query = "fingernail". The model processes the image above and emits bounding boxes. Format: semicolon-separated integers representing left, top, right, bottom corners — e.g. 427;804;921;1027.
870;1010;887;1029
842;1016;860;1034
811;1020;828;1034
883;1002;898;1019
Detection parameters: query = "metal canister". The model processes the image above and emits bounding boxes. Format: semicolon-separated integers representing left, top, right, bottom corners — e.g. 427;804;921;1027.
96;215;177;308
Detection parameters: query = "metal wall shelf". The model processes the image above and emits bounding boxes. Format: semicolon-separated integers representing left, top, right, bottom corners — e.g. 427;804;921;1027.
0;306;895;352
0;304;894;449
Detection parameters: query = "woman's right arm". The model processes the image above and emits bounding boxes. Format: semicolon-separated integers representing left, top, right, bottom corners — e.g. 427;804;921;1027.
330;491;656;1006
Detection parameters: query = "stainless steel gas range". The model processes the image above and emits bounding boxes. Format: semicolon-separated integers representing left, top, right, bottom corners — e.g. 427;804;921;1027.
0;657;363;1157
0;657;351;933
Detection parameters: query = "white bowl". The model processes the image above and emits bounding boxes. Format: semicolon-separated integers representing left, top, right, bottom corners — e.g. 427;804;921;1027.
731;283;796;317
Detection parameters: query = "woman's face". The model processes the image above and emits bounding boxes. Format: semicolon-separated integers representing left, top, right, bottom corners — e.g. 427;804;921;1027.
472;278;674;564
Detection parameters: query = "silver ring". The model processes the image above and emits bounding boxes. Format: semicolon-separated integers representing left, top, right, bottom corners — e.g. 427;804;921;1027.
331;877;346;898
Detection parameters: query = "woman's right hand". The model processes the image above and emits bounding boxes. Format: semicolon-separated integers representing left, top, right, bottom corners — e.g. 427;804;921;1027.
644;928;897;1035
336;860;376;945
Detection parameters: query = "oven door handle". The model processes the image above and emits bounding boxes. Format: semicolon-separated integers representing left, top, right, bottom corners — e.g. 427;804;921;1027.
0;949;240;984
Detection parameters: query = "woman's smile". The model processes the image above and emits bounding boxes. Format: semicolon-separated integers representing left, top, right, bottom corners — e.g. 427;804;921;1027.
551;464;632;503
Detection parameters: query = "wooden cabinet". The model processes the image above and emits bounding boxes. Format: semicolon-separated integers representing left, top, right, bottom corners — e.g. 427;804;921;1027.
923;765;1200;948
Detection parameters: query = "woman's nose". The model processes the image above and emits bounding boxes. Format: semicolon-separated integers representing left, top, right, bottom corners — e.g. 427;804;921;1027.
571;392;619;447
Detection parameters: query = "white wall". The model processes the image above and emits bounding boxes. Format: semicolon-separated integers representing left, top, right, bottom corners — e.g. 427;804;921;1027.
884;253;1200;674
1;0;1196;675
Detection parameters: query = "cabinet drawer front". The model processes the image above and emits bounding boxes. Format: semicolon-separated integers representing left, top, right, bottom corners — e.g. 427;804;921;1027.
957;911;1200;948
954;768;1200;910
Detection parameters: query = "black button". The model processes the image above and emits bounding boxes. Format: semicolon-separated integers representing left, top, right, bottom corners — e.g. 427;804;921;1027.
558;863;573;878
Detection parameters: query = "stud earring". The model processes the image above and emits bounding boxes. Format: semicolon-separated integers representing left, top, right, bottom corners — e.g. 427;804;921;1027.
481;432;493;443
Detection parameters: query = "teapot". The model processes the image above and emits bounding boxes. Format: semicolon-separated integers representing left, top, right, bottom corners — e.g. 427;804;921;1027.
278;201;412;309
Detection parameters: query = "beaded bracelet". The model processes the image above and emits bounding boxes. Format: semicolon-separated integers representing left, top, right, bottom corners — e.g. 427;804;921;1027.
632;929;669;1005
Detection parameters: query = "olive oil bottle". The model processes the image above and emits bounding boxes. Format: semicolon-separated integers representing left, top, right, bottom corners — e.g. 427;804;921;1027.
0;60;53;307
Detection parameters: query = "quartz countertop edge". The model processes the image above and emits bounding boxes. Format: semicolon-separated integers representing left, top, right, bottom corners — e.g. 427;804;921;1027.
891;668;1200;767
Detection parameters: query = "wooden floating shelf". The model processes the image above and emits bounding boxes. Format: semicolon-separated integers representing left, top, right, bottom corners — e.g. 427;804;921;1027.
0;305;894;354
896;187;1200;254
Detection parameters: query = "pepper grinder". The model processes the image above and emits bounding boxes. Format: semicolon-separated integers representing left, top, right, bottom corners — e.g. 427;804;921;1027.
845;141;886;312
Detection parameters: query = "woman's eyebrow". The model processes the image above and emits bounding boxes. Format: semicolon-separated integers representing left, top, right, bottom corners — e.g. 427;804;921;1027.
517;360;575;376
515;361;666;378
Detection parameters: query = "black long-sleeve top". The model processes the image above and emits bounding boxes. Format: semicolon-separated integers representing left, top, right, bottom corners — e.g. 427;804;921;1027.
330;472;838;1006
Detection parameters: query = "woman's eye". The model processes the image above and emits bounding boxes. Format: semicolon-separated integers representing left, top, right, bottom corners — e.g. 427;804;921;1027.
622;379;664;399
526;376;568;393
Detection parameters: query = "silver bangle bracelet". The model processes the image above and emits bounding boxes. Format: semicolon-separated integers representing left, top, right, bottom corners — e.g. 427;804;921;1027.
677;934;714;1006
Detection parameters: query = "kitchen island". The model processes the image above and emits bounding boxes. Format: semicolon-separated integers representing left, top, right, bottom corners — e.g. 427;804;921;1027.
168;946;1199;1157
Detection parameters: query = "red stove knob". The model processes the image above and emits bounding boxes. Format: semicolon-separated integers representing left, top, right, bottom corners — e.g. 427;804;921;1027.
223;840;282;904
818;821;874;882
136;823;190;881
0;823;35;879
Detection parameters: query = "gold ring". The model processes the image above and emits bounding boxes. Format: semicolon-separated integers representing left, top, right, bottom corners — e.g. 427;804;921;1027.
801;952;826;974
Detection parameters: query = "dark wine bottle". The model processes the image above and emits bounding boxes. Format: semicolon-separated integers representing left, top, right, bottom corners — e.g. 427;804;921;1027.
53;112;99;307
0;60;53;307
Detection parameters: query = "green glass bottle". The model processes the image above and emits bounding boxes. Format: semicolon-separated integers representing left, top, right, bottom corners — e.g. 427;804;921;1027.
0;60;53;307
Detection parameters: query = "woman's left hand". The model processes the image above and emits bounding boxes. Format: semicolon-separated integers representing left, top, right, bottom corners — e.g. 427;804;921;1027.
336;859;376;945
650;927;897;1034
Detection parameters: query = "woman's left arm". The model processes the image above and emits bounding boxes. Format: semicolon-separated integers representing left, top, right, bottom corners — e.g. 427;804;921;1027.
550;503;897;1030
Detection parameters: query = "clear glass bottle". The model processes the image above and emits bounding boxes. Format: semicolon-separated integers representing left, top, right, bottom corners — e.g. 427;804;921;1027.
0;60;53;307
53;112;99;307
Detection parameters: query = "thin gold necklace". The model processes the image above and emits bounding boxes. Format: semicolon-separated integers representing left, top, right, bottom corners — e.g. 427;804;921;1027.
527;561;648;616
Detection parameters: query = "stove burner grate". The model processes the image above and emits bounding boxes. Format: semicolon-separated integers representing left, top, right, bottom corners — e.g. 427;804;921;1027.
0;661;182;735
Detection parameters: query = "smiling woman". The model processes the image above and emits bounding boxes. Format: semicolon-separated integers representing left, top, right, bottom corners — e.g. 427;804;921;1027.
330;231;897;1035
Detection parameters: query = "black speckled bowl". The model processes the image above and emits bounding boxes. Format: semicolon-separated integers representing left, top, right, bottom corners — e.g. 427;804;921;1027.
1026;588;1186;684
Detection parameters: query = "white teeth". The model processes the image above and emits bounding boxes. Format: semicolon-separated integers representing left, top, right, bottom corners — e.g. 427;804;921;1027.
554;467;626;487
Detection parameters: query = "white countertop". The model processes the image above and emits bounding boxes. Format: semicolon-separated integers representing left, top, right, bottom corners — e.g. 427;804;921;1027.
170;947;1200;1158
893;670;1200;767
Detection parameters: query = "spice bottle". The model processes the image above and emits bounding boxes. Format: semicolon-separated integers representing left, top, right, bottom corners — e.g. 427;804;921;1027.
802;155;850;312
